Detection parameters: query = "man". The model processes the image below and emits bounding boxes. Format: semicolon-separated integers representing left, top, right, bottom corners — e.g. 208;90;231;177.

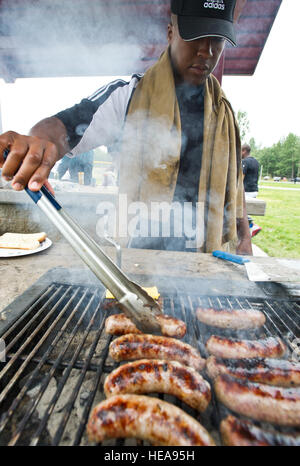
69;150;94;185
57;150;94;185
0;0;252;254
242;143;261;237
102;164;117;187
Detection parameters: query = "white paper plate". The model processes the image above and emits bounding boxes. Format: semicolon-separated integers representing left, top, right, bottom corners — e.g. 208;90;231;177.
0;237;52;258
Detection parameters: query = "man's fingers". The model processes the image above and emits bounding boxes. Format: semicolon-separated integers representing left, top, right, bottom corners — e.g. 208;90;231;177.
0;131;18;166
0;131;59;191
2;147;30;185
27;143;58;191
1;140;31;182
10;141;47;190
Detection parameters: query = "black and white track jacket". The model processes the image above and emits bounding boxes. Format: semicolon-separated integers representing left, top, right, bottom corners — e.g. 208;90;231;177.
54;74;143;156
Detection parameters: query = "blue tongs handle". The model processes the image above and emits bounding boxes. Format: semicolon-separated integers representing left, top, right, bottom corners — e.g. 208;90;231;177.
212;250;250;265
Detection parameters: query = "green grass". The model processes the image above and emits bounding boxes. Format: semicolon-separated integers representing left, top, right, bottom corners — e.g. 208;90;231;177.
252;187;300;258
259;181;300;189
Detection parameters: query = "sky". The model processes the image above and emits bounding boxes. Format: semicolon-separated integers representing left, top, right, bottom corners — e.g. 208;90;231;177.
222;0;300;148
0;0;299;149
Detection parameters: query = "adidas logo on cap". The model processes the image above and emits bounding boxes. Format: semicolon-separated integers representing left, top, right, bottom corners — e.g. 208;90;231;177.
204;0;225;10
171;0;237;46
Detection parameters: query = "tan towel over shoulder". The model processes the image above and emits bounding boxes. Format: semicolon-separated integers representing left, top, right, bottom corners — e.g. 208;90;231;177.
118;48;243;252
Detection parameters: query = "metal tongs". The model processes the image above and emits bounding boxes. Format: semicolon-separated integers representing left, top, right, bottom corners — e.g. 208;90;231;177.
3;150;163;334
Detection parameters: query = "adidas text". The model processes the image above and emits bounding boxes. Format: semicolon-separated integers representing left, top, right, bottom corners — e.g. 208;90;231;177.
204;2;225;10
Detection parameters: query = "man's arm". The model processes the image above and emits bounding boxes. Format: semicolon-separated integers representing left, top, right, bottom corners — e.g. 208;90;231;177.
0;90;103;192
236;190;253;255
29;117;70;158
0;117;69;192
1;77;135;192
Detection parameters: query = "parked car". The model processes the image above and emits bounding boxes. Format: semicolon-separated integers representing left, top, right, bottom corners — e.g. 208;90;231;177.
273;177;281;182
263;176;270;180
291;177;300;183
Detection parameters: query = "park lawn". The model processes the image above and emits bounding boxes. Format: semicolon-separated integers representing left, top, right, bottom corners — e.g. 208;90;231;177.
251;187;300;258
259;181;300;189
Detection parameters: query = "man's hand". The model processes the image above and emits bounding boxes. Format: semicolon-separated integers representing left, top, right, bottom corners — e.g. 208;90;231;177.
236;236;252;255
236;189;253;256
0;131;59;191
0;117;69;192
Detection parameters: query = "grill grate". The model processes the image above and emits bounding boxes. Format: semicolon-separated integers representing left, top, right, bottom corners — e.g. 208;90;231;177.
0;282;299;446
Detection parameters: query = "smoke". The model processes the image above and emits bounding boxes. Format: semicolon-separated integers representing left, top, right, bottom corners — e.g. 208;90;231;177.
0;0;167;79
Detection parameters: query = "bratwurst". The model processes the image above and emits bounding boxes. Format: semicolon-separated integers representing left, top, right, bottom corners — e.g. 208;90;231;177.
105;313;186;339
214;373;300;426
206;335;286;359
87;394;215;446
104;359;211;412
196;307;266;329
220;415;300;446
109;334;206;371
206;356;300;387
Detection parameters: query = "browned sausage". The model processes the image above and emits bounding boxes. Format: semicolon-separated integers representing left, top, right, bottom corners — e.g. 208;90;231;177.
105;313;186;338
109;333;206;371
104;359;211;412
214;373;300;426
220;415;300;446
87;394;215;446
196;307;265;329
206;356;300;387
206;335;286;359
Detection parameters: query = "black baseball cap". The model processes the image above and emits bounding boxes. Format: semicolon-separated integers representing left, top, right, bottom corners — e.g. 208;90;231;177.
171;0;237;47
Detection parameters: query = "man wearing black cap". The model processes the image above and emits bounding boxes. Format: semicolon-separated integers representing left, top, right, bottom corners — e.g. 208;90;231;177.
0;0;252;255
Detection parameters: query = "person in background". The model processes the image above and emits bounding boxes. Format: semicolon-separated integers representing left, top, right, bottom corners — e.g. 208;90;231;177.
69;150;94;185
57;154;72;180
0;0;252;255
58;150;94;185
242;143;261;237
102;164;117;187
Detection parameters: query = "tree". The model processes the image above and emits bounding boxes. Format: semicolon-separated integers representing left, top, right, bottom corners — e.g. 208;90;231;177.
253;133;300;178
278;133;300;178
236;110;250;143
255;146;277;177
248;137;261;157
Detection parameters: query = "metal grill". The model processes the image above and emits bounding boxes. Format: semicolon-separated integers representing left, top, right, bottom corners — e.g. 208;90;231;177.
0;278;299;446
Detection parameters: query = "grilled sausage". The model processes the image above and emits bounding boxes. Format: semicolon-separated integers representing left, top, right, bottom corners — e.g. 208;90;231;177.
105;313;186;339
214;373;300;426
220;415;300;446
156;314;186;338
105;313;142;335
196;307;266;329
109;334;206;371
206;356;300;387
87;394;215;446
206;335;286;359
104;359;211;412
